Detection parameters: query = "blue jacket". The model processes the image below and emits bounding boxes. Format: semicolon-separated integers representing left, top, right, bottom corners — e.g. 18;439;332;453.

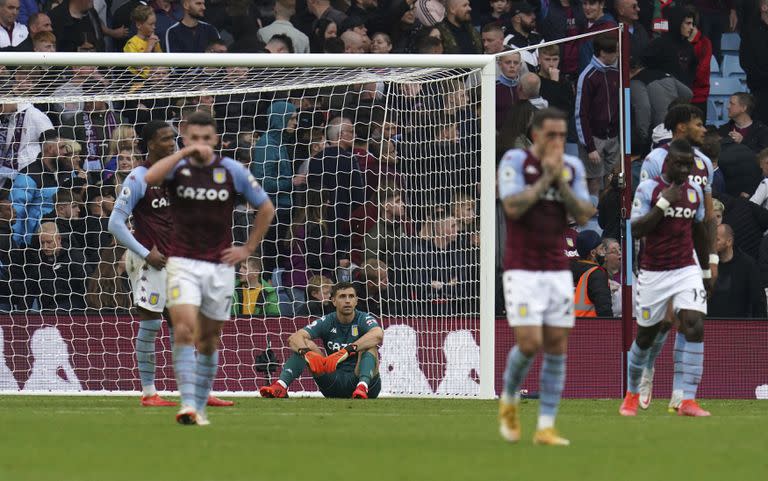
18;0;37;26
250;101;297;209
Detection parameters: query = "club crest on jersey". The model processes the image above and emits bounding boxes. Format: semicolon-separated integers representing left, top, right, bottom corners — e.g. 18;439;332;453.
566;237;574;247
687;189;697;203
352;325;359;337
120;186;131;198
641;307;651;321
213;168;227;184
149;293;159;305
695;157;705;170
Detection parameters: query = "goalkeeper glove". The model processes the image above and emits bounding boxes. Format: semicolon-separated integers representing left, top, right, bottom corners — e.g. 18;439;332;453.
302;350;326;375
323;344;357;374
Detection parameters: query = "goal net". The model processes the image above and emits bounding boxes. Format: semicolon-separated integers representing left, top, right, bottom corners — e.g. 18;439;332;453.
0;52;497;397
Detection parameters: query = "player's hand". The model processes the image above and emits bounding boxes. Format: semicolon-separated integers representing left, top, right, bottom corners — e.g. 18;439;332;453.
304;351;326;375
587;150;601;164
145;245;166;270
220;245;251;266
323;348;352;374
660;184;682;204
541;141;564;178
187;144;214;164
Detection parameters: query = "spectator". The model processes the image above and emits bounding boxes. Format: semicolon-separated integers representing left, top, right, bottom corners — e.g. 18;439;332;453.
164;0;219;53
599;236;622;316
713;197;724;225
265;33;295;53
124;4;162;78
741;0;768;125
101;124;139;182
474;0;511;29
110;0;144;52
304;0;347;36
540;0;586;81
717;129;762;198
436;0;482;54
294;274;334;317
43;187;87;257
0;0;28;49
0;86;54;187
641;6;698;88
578;0;617;72
718;93;768;154
498;74;540;151
571;229;613;317
709;223;767;318
363;190;407;266
614;0;649;65
495;51;524;129
715;190;768;260
692;0;737;62
352;258;390;316
503;1;543;71
50;0;125;52
150;0;183;50
576;33;620;195
310;18;337;52
415;31;443;53
9;11;53;51
84;239;131;311
370;31;392;53
31;30;56;51
60;100;119;173
16;0;34;26
258;0;310;54
233;257;280;317
25;221;88;311
481;22;505;54
341;29;367;52
52;65;109;124
687;8;712;116
750;148;768;208
699;129;726;194
0;198;18;311
340;15;368;38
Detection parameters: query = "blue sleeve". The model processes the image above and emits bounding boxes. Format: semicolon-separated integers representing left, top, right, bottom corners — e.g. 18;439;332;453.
112;168;147;216
640;150;663;182
694;185;706;223
223;157;270;207
497;149;526;199
631;180;656;221
700;151;714;194
108;209;150;259
567;155;591;203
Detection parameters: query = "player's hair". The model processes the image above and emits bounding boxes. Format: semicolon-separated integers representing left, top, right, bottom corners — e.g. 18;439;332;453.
32;31;56;46
699;131;721;161
140;120;172;152
713;198;725;213
732;92;755;116
130;4;155;24
593;33;618;56
481;22;504;35
538;44;560;57
531;107;568;130
757;147;768;163
667;138;694;160
663;104;704;133
184;110;217;129
331;281;356;297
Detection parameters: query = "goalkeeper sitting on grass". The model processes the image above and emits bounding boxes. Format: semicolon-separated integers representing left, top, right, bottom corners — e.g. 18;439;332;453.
260;282;384;399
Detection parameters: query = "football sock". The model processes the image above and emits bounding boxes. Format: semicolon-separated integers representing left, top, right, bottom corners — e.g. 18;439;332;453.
172;344;197;408
681;341;704;400
645;329;668;370
136;319;161;397
672;331;687;393
538;353;566;430
195;351;219;411
627;341;650;393
502;345;533;402
357;351;377;385
278;353;307;387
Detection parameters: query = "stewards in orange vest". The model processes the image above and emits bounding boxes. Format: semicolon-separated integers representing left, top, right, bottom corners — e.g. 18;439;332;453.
572;230;614;317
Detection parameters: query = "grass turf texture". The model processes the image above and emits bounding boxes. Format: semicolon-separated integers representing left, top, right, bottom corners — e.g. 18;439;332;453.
0;397;765;481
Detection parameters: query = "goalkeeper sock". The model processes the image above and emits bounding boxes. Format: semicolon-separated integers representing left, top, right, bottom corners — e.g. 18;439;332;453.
195;351;219;412
672;332;686;393
681;341;704;400
627;341;650;393
645;329;668;370
136;319;161;397
357;351;377;386
538;353;566;430
172;344;197;409
502;345;533;402
278;353;307;387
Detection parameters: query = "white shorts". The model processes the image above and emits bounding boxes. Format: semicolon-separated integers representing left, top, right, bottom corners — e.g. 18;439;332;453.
125;249;167;313
634;265;707;327
166;257;235;321
503;270;575;328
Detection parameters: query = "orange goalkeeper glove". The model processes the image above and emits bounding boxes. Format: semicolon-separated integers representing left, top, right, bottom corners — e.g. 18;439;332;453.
302;350;326;375
323;344;357;374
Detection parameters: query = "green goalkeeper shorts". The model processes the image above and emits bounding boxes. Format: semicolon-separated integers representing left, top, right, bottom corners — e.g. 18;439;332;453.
314;370;381;399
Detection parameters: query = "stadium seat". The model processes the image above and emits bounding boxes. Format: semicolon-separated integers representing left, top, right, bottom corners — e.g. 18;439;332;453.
722;55;746;78
708;78;742;127
710;56;720;74
706;98;725;126
709;77;743;96
721;33;741;53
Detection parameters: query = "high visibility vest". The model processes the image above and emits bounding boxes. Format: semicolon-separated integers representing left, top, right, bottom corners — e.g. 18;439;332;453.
574;266;600;317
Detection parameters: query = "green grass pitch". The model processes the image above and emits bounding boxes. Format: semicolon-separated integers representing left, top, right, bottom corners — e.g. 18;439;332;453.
0;397;765;481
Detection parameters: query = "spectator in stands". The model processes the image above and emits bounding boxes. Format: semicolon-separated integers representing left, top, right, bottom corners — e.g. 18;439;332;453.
363;190;407;266
352;258;390;316
84;239;131;310
265;33;295;53
50;0;126;52
0;86;54;188
713;197;724;225
571;229;613;317
717;129;762;198
310;18;337;52
415;211;467;314
495;51;523;129
110;0;143;52
503;2;543;70
370;31;392;53
258;0;310;54
741;0;768;125
641;6;698;88
615;0;649;65
415;31;443;53
124;5;162;59
540;0;585;82
233;256;280;317
0;0;29;49
709;223;767;318
301;0;347;37
498;74;541;151
60;100;119;174
25;221;87;311
294;274;334;317
481;22;504;55
44;187;87;257
164;0;219;53
31;30;56;51
750;148;768;208
0;198;16;311
698;129;726;194
341;29;368;53
151;0;183;50
715;188;768;260
576;33;620;195
52;65;109;124
687;9;712;116
9;12;53;51
578;0;617;72
718;93;768;154
437;0;482;54
692;0;737;62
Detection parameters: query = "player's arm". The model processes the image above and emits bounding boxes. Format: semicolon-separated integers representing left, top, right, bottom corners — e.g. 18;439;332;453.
497;151;554;220
288;329;321;354
555;160;595;225
630;180;680;238
290;319;332;375
144;145;211;186
692;189;713;290
703;192;719;284
347;326;383;352
108;173;153;259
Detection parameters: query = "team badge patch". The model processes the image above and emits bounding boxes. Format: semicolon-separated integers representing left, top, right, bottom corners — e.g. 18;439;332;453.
566;237;574;247
687;189;697;203
641;307;651;321
352;325;359;337
149;293;159;305
213;168;227;184
170;287;180;300
120;186;131;198
633;198;641;209
640;170;649;181
518;304;529;318
695;157;705;170
180;168;191;177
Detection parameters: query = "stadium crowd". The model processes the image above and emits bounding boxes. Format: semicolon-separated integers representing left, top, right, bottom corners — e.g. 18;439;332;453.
1;0;768;318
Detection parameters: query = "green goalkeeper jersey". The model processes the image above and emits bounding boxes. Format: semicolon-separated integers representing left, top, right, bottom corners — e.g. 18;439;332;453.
302;310;380;372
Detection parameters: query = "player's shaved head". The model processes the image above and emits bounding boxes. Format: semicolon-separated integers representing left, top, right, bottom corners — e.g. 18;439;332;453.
718;223;734;241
